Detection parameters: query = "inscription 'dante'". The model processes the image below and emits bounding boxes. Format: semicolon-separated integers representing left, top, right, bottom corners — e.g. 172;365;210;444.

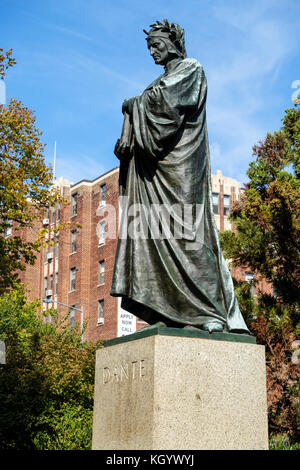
102;359;146;384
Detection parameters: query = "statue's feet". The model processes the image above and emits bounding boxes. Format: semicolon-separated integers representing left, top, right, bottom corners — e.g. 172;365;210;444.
183;325;201;331
139;321;166;332
202;320;224;333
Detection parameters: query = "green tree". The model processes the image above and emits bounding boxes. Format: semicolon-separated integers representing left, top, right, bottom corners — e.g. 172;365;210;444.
0;284;101;450
220;108;299;310
220;106;300;443
0;49;62;292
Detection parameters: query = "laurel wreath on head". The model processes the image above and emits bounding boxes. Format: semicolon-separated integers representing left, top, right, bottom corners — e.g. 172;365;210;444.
143;19;187;58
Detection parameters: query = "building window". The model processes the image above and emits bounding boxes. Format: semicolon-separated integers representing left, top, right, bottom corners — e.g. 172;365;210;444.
55;234;59;259
3;220;12;237
55;272;58;295
224;195;230;216
51;206;55;222
98;221;106;245
44;277;48;297
98;260;105;285
47;243;54;261
57;203;61;221
49;274;53;291
71;193;77;217
212;193;219;215
70;304;78;329
100;183;106;206
98;300;104;324
70;268;76;291
70;230;77;253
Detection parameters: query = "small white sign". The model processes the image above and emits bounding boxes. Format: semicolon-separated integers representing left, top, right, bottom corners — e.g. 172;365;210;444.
117;298;136;337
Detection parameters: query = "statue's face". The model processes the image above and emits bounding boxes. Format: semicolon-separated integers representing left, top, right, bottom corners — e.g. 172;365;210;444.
147;38;169;65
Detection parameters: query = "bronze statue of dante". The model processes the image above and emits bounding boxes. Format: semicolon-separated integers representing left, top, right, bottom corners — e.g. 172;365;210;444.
111;20;249;334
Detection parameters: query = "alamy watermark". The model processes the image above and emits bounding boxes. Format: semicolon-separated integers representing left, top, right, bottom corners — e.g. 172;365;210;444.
96;197;205;251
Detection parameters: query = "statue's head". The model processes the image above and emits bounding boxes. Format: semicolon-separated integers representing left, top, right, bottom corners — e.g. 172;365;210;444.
144;19;187;66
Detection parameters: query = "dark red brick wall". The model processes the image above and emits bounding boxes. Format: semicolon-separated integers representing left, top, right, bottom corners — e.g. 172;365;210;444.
14;222;43;302
57;169;120;342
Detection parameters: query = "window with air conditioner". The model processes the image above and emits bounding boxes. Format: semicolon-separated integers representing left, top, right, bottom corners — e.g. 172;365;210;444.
47;244;54;260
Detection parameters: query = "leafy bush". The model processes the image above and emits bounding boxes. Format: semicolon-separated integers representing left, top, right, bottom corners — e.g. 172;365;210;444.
0;285;102;450
269;434;300;450
33;403;93;450
232;284;300;444
220;106;300;444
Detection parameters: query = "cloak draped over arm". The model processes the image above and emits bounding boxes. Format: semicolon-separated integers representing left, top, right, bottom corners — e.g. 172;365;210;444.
133;59;203;159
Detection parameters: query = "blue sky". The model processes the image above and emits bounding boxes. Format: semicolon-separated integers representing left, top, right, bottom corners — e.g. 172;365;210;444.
1;0;300;184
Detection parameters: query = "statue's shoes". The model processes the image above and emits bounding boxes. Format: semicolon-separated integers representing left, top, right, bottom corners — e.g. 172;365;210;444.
202;320;224;333
183;323;224;333
139;321;166;332
183;325;201;331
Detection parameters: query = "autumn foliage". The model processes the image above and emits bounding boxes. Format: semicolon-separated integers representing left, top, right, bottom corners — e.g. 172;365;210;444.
0;50;62;292
0;285;100;450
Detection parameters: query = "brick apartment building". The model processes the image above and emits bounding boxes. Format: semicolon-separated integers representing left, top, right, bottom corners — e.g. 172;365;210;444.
6;167;271;342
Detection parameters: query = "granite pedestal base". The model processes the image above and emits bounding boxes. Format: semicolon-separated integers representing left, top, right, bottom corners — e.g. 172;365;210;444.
92;328;268;450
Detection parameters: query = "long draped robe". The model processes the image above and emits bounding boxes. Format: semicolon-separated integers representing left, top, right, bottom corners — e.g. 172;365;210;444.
111;57;249;333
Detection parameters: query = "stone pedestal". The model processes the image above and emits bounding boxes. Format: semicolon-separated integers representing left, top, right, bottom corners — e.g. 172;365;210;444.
92;328;268;450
